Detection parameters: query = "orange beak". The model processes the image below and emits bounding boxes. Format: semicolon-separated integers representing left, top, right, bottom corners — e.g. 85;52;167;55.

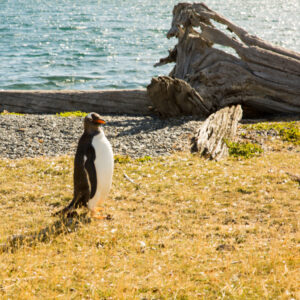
94;118;106;124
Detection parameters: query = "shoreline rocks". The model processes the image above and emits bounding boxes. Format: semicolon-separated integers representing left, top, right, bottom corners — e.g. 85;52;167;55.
1;114;299;160
0;114;203;159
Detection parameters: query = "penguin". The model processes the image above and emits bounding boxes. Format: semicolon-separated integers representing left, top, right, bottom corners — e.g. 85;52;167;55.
55;112;114;219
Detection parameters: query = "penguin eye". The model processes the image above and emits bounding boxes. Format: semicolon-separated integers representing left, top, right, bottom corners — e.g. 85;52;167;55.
86;113;93;120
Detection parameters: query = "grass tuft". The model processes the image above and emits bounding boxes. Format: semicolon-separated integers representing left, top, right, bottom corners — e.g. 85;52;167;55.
0;111;24;116
279;126;300;145
114;155;131;164
225;140;263;158
56;111;88;117
243;121;300;145
136;155;152;163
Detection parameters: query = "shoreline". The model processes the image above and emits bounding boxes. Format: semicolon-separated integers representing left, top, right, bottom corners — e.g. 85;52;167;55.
1;89;300;121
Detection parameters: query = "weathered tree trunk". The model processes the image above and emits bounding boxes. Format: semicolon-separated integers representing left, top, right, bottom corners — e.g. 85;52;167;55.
0;90;151;115
191;105;243;160
148;3;300;117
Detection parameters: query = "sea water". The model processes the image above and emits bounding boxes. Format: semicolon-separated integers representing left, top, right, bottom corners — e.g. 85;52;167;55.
0;0;299;90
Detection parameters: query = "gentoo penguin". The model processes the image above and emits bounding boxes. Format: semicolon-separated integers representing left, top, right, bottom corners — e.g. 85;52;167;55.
55;112;114;219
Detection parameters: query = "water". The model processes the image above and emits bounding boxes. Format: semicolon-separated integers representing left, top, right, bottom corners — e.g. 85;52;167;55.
0;0;299;90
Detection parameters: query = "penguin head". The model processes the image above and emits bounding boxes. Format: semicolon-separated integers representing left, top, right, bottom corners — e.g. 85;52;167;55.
84;112;106;133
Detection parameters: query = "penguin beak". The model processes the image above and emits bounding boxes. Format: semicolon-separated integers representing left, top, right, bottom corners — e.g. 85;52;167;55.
94;118;106;124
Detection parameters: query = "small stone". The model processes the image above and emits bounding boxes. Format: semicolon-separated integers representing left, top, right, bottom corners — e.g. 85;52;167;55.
216;244;235;251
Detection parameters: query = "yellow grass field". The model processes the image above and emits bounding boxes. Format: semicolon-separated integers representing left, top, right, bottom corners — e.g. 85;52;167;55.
0;122;299;299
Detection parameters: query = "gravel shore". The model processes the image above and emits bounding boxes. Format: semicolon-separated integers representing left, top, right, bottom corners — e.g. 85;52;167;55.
0;114;203;159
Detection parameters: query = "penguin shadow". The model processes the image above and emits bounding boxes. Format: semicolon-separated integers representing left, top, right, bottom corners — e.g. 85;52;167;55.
0;211;91;254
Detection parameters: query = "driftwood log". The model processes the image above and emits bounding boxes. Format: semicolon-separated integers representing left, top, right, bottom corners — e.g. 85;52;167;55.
191;105;243;160
0;89;151;114
147;2;300;117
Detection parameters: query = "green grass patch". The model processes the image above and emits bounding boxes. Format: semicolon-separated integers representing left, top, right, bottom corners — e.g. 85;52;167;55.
56;111;88;117
225;140;263;158
115;155;153;165
114;155;131;164
136;155;152;163
243;121;300;145
279;126;300;145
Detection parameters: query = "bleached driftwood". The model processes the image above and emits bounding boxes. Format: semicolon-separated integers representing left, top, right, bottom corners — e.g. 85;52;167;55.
191;105;243;160
0;89;151;114
148;3;300;117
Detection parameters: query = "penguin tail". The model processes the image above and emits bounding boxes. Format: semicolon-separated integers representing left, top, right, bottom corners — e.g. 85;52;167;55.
52;199;77;217
52;193;87;217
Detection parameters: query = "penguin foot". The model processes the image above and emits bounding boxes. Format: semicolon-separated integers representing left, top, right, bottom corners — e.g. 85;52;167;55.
91;207;105;220
92;214;105;220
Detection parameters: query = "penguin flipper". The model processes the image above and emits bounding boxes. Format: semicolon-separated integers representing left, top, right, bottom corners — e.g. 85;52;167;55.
84;146;97;199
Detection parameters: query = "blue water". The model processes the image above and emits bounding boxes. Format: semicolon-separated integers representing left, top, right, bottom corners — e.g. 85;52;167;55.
0;0;299;90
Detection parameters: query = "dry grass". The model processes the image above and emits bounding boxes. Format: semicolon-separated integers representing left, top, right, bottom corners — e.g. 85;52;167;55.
0;124;300;299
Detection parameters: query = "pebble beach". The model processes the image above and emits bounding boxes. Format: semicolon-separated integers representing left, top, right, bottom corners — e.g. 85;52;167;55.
0;114;203;159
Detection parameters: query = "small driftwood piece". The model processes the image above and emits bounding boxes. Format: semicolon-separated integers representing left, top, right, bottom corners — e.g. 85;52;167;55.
149;3;300;117
191;105;243;160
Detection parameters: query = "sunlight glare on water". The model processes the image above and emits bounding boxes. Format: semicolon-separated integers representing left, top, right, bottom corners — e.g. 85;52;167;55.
0;0;299;90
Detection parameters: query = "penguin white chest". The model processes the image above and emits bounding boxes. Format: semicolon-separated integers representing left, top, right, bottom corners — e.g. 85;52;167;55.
87;131;114;210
